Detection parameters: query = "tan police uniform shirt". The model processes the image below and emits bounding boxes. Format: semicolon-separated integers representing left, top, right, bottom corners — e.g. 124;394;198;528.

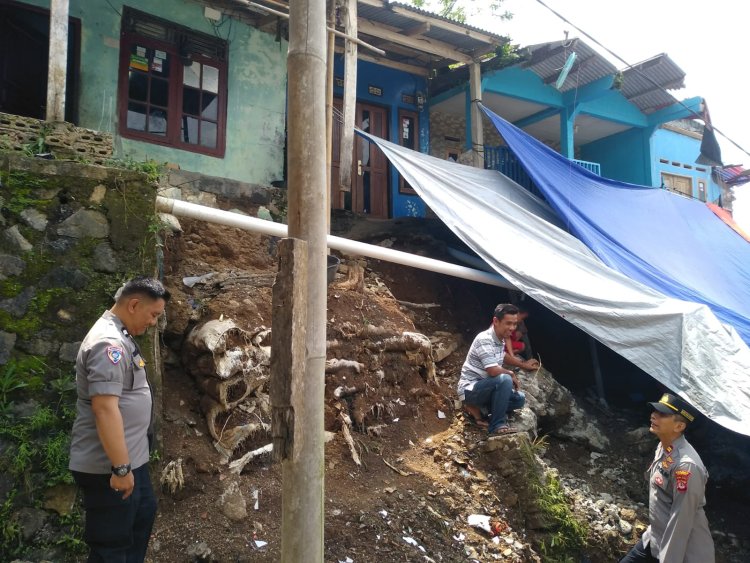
641;434;715;563
69;310;151;474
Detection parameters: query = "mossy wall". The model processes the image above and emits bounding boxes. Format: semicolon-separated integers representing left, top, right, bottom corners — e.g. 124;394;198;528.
0;152;157;561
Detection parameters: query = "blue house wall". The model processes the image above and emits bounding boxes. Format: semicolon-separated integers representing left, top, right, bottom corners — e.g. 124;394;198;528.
652;128;721;202
581;127;653;186
333;56;428;218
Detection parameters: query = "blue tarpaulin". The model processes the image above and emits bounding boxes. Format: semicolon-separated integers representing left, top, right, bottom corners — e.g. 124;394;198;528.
483;105;750;345
360;127;750;435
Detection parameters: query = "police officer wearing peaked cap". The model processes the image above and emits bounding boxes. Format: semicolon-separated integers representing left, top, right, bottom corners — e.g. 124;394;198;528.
69;276;170;563
619;393;715;563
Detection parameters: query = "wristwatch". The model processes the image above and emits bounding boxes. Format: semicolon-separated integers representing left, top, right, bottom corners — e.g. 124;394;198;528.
111;463;132;477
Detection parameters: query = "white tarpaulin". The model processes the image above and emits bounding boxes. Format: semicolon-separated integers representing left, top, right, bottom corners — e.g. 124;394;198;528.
361;131;750;436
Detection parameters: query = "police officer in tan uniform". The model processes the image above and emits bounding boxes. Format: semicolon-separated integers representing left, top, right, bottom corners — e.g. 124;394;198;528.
69;277;170;563
619;393;715;563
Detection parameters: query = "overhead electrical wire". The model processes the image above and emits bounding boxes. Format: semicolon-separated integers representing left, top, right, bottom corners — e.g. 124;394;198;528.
533;0;750;161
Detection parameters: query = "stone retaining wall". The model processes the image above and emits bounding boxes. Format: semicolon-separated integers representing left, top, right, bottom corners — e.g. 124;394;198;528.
0;112;113;164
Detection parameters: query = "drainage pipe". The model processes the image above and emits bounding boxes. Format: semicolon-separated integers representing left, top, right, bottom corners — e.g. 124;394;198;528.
156;197;515;290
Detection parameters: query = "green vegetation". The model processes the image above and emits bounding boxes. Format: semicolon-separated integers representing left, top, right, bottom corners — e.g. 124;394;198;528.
409;0;511;23
104;156;165;183
534;475;589;562
520;439;588;563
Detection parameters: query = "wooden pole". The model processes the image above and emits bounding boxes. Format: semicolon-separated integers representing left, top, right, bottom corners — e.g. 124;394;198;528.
284;0;328;558
338;0;358;194
46;0;69;122
589;336;609;409
469;61;484;169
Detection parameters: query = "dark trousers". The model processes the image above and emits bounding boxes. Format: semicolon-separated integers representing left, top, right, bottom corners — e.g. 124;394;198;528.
73;464;156;563
464;374;525;432
619;539;659;563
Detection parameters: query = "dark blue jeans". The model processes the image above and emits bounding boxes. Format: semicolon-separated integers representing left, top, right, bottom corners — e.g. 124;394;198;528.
619;539;658;563
72;464;156;563
464;374;525;432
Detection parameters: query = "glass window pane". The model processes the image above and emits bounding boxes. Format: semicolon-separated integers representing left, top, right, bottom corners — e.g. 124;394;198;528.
126;102;147;131
151;78;169;107
128;71;148;102
183;87;200;116
148;109;168;136
203;65;219;93
201;121;217;148
181;115;199;144
183;62;201;88
201;92;218;120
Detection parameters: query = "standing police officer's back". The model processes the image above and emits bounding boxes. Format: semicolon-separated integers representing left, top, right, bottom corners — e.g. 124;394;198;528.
69;276;170;563
619;393;715;563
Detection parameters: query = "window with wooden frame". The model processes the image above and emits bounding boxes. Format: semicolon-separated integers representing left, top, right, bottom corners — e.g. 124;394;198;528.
398;109;418;194
118;8;228;157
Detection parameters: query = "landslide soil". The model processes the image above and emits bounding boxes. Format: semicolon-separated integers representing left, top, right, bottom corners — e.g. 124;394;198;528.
148;204;748;563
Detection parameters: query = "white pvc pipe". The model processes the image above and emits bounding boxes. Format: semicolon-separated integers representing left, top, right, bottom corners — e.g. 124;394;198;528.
156;197;515;290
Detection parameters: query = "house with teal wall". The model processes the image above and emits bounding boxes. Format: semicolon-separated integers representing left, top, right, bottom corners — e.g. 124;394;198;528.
1;0;503;219
429;38;727;206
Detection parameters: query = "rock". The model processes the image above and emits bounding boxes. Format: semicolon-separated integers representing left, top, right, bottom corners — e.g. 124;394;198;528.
157;212;182;233
16;507;48;541
0;472;14;500
40;267;88;290
20;209;48;231
618;519;633;535
93;242;118;273
158;186;183;200
58;341;81;362
43;484;77;515
89;184;107;204
620;508;637;521
555;403;610;452
19;329;60;356
45;238;76;254
0;330;17;364
3;225;33;252
186;540;214;562
56;209;109;238
429;332;462;363
0;253;26;279
0;287;35;317
11;399;40;419
217;480;247;521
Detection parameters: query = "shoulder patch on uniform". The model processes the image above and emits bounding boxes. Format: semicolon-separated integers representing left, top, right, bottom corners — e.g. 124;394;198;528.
106;345;124;365
675;469;691;492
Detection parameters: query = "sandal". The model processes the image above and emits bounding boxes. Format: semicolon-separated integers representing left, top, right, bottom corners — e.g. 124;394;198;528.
489;425;518;435
462;409;489;429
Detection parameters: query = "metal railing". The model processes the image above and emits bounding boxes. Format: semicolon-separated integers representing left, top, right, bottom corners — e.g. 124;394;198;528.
484;146;601;186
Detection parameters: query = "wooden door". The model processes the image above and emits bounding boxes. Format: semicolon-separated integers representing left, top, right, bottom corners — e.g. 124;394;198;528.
331;100;389;218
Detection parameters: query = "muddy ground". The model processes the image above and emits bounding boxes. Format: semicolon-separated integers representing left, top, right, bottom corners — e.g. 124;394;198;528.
147;202;749;563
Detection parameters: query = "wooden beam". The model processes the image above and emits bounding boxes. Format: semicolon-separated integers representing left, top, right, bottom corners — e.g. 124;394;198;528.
358;18;472;64
404;22;430;37
334;45;429;76
46;0;69;122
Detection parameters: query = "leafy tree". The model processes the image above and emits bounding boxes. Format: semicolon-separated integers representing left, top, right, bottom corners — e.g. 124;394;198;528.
409;0;511;24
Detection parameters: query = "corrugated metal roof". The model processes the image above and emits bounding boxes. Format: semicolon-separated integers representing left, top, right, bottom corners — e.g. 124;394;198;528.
520;39;617;92
357;1;505;58
384;1;503;40
619;54;685;114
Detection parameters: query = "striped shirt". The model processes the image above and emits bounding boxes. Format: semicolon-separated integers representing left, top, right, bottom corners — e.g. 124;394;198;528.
457;326;505;400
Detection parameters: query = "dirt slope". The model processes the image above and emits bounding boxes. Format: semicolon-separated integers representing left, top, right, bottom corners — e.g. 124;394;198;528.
149;206;748;563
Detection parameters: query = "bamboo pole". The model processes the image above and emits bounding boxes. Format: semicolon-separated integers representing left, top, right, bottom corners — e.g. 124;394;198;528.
46;0;69;122
469;61;484;169
284;0;328;557
326;0;335;230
